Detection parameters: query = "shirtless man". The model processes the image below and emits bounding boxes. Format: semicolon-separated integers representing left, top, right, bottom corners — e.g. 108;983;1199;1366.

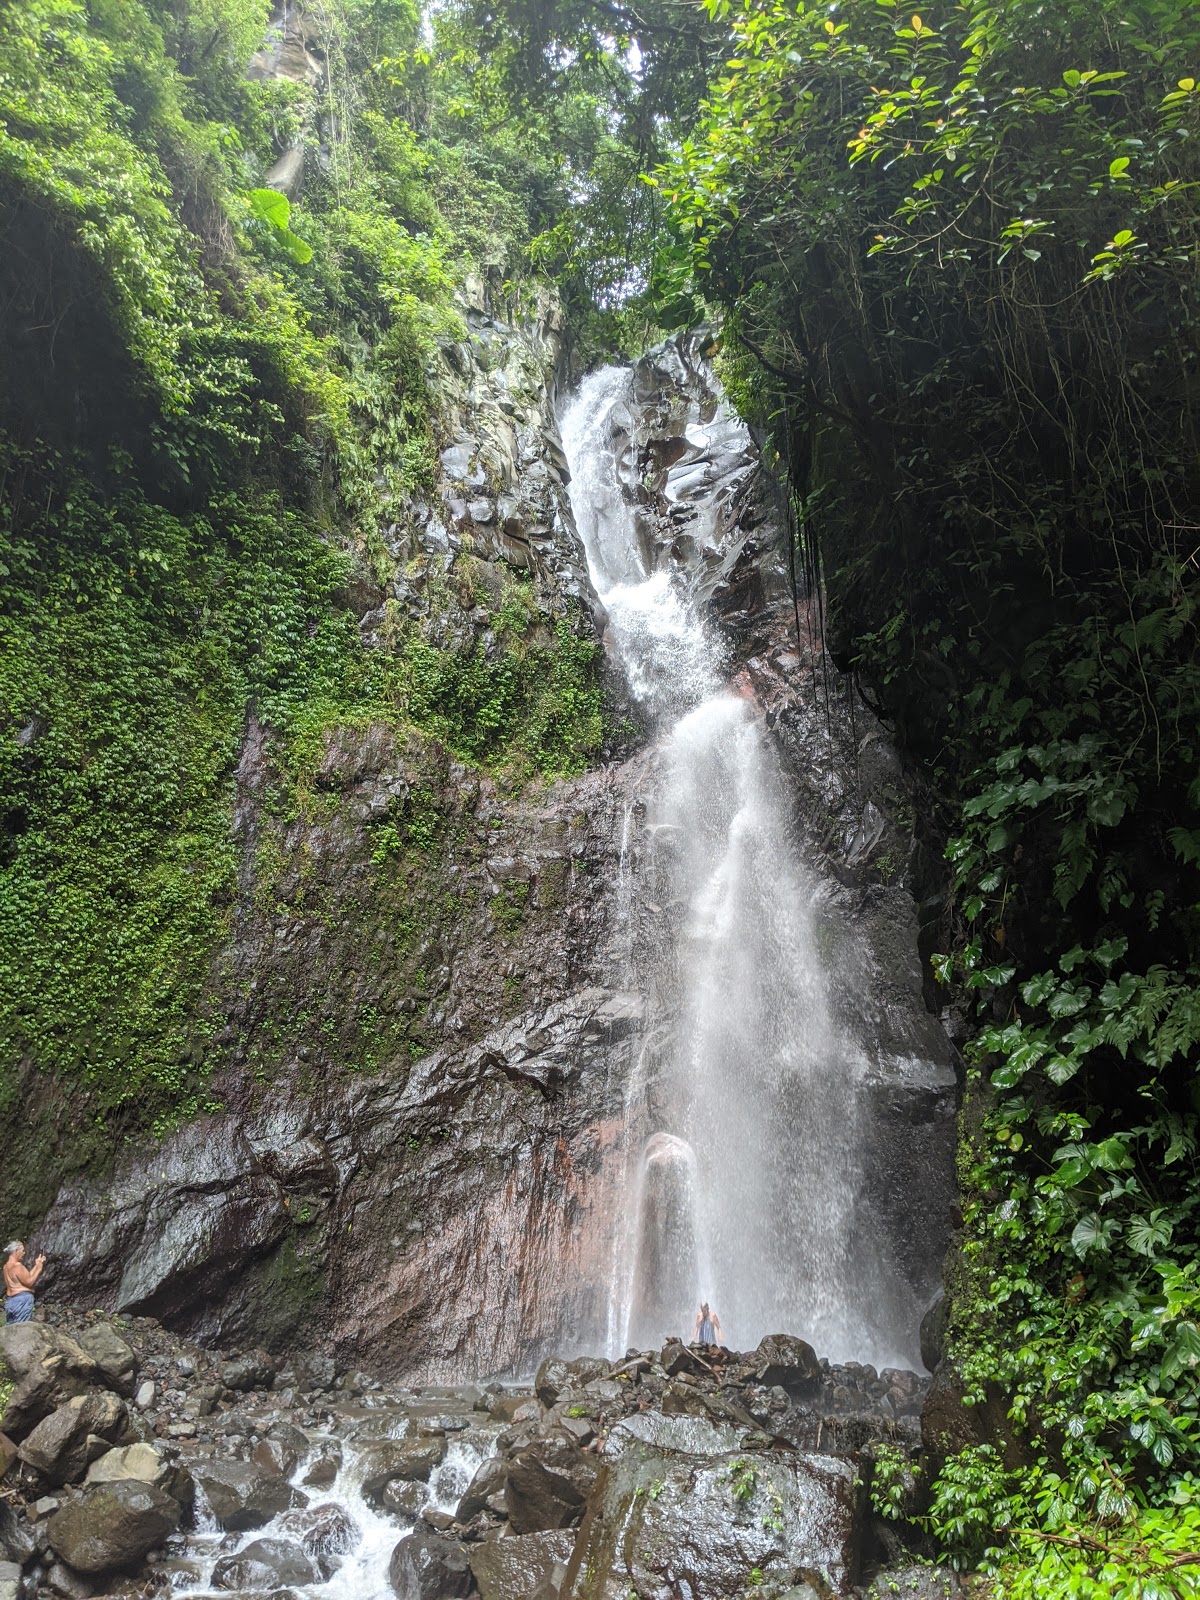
4;1241;45;1323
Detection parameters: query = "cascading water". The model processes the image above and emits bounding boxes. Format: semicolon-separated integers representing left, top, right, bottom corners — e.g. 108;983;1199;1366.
561;365;914;1369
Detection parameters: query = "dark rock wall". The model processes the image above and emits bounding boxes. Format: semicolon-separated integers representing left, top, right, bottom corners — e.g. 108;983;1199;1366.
33;330;957;1381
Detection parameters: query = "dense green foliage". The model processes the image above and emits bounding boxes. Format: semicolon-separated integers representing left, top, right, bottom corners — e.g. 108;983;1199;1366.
0;0;605;1152
659;0;1200;1591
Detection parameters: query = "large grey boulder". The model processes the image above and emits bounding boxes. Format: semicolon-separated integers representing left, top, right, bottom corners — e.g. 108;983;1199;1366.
251;1421;308;1479
277;1502;357;1559
749;1335;822;1394
0;1501;36;1565
74;1327;137;1397
919;1296;948;1375
85;1441;192;1506
46;1480;181;1575
605;1412;739;1460
19;1392;127;1486
36;1119;291;1326
504;1438;598;1534
0;1560;19;1600
212;1538;317;1591
389;1530;473;1599
471;1530;576;1600
534;1358;570;1409
0;1326;98;1439
455;1454;507;1522
564;1447;862;1599
220;1352;276;1393
360;1436;447;1501
192;1460;306;1530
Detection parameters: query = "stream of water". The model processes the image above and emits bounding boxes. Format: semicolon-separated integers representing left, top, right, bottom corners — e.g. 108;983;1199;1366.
561;366;911;1370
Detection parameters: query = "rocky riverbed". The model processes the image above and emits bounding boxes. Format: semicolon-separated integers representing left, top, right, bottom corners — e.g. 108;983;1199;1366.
0;1309;983;1600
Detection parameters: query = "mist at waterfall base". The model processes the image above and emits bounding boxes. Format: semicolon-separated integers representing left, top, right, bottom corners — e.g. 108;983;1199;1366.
561;367;918;1372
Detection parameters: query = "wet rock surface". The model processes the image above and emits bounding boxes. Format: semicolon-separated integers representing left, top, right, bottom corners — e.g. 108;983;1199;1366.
0;1310;977;1600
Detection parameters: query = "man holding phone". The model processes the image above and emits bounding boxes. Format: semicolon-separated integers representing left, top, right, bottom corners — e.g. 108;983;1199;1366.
3;1241;45;1323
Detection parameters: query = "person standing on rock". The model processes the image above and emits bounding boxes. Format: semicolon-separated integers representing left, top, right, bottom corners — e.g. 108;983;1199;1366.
693;1302;723;1349
4;1240;45;1322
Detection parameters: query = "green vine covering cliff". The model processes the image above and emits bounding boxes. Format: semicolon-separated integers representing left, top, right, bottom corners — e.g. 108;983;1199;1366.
0;0;612;1163
656;0;1200;1592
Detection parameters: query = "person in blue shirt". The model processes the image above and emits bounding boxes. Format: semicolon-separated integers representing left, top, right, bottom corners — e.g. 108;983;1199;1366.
693;1302;724;1348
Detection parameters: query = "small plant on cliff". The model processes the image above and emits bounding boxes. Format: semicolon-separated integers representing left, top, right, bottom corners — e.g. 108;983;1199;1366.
728;1458;758;1504
870;1445;919;1524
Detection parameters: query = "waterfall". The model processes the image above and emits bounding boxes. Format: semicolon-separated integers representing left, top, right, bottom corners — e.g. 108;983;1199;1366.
561;365;913;1369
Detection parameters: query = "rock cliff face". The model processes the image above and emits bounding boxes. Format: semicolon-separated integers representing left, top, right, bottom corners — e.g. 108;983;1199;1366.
34;324;957;1383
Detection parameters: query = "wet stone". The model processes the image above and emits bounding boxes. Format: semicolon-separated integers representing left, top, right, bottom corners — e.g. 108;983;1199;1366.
211;1537;317;1591
504;1438;598;1535
470;1530;575;1600
46;1480;181;1576
301;1441;342;1488
360;1436;448;1501
381;1478;428;1520
192;1460;306;1531
388;1529;473;1600
455;1455;506;1523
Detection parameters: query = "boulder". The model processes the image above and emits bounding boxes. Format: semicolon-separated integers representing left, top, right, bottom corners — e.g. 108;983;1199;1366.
19;1392;128;1486
0;1326;98;1439
382;1477;428;1519
85;1441;192;1506
220;1352;277;1393
0;1435;16;1480
919;1363;982;1459
46;1480;181;1575
749;1334;822;1394
389;1530;473;1599
660;1342;707;1379
74;1327;137;1397
360;1437;447;1501
606;1412;739;1460
252;1423;309;1480
0;1500;37;1564
455;1454;507;1523
563;1447;861;1600
470;1530;575;1600
919;1296;949;1375
534;1358;570;1409
45;1560;93;1599
301;1440;342;1487
282;1502;358;1558
0;1561;19;1600
212;1538;317;1591
192;1460;306;1530
565;1358;608;1386
295;1353;337;1393
504;1438;598;1535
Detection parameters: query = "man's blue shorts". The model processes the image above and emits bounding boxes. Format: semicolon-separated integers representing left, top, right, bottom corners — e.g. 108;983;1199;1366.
4;1292;33;1323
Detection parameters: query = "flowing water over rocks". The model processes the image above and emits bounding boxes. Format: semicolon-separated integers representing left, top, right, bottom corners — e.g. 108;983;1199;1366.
0;1310;980;1600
